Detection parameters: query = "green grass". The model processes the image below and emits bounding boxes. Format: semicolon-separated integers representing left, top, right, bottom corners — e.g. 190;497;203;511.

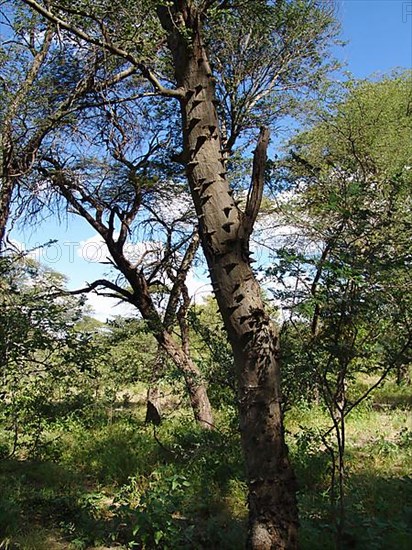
0;379;411;549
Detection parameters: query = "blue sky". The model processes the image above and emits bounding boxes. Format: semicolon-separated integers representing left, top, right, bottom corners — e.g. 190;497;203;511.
338;0;412;76
10;0;412;318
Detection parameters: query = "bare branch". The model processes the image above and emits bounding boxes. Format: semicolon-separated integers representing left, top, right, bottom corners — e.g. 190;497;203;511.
163;231;200;329
58;278;134;302
243;126;270;237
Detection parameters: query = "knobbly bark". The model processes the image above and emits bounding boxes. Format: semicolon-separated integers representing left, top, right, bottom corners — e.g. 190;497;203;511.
158;6;298;548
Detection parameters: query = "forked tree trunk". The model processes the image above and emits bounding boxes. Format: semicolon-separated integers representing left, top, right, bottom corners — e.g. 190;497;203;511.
159;8;298;548
129;261;214;430
123;267;214;429
50;154;214;430
160;330;214;429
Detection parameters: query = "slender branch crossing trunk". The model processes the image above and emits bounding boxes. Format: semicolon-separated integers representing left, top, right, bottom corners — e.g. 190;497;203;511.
159;7;298;548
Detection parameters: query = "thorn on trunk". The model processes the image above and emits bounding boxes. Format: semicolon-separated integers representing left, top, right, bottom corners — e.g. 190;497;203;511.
188;117;201;132
227;304;241;316
196;135;208;148
170;151;187;164
224;262;237;274
189;99;204;112
222;222;234;233
200;194;212;206
201;180;214;193
223;207;232;218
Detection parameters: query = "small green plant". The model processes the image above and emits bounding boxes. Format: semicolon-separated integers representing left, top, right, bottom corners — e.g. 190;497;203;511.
114;472;192;549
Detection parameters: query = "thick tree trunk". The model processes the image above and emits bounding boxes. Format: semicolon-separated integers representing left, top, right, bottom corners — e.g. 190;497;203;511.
212;258;298;549
159;8;298;548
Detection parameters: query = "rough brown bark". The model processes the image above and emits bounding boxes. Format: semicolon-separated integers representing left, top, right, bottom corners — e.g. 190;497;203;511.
19;1;298;542
158;6;298;548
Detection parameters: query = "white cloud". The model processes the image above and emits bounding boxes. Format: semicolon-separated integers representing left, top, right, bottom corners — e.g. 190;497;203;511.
186;269;212;304
77;234;110;263
85;291;136;322
77;234;164;266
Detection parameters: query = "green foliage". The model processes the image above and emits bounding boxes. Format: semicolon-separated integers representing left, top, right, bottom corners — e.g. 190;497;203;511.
206;0;340;144
188;297;236;410
269;71;412;405
264;72;412;544
1;3;411;548
287;398;412;550
115;472;193;549
0;253;104;457
101;317;158;386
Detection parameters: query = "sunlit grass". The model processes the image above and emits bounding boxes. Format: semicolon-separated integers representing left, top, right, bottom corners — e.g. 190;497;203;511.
0;378;411;549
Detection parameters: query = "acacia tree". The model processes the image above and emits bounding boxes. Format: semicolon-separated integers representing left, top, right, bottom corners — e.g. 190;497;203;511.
0;3;143;249
19;1;339;546
35;90;215;427
0;2;214;427
266;72;412;544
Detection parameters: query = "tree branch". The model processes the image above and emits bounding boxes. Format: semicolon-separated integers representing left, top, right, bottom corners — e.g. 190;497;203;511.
21;0;185;98
58;278;134;303
163;231;200;329
243;126;270;237
290;150;321;177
